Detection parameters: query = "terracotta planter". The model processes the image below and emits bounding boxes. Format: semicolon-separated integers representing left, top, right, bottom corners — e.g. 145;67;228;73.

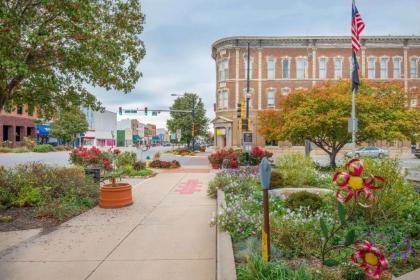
99;183;133;208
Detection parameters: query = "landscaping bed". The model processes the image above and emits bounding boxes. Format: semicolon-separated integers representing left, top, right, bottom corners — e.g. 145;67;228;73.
0;163;99;231
209;154;420;279
165;149;196;156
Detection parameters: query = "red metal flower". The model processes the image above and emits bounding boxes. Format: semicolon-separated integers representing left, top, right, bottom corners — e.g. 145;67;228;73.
352;240;388;279
332;159;384;207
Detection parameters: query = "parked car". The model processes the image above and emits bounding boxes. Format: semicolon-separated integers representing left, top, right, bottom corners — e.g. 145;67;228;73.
345;146;389;159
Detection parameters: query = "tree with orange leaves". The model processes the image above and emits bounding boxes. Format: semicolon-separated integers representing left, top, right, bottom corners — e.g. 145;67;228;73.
258;81;420;167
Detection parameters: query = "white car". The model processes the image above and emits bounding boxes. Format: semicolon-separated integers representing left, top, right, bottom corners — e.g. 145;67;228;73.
345;147;389;159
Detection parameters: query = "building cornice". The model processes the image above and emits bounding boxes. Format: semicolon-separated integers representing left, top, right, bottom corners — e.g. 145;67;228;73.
211;35;420;59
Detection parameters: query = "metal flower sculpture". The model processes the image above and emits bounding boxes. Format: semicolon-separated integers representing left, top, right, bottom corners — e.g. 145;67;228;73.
352;241;388;279
333;159;384;207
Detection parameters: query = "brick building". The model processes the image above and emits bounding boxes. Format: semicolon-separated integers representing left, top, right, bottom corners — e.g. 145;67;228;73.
0;105;37;147
211;36;420;148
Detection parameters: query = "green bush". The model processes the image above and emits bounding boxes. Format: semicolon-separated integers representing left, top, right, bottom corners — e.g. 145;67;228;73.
276;153;318;187
207;175;231;198
237;254;317;280
0;163;99;221
285;191;323;212
270;170;284;189
115;151;137;168
32;144;54;153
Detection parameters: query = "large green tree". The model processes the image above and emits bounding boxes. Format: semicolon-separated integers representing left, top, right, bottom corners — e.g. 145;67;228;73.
50;107;88;145
167;93;209;148
0;0;145;118
258;81;420;167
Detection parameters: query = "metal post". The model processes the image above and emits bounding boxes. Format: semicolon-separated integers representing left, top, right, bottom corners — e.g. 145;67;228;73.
262;188;270;261
351;88;356;152
246;42;250;121
191;95;196;151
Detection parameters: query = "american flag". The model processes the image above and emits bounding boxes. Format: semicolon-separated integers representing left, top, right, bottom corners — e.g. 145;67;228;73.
351;0;365;52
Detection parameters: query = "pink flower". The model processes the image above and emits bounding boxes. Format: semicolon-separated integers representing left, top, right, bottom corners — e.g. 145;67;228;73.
352;240;388;279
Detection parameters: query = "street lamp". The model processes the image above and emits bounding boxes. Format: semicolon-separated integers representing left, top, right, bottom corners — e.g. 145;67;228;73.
170;93;201;151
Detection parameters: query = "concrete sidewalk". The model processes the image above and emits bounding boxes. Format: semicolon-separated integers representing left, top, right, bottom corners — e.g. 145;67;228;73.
0;170;216;280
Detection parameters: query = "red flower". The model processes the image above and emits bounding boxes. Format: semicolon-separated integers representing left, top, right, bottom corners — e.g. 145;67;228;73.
352;240;388;279
113;148;121;155
333;159;384;207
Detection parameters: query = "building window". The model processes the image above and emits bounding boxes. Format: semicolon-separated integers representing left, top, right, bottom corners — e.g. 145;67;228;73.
296;58;307;80
368;57;376;79
282;58;290;79
267;57;275;80
380;57;388;80
267;89;275;108
223;91;229;109
334;57;343;79
218;92;223;109
410;58;418;78
319;57;327;80
411;98;418;107
244;55;253;79
281;87;290;96
393;57;401;79
218;60;228;82
17;106;23;115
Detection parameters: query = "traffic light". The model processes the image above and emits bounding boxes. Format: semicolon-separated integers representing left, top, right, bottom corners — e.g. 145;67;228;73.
236;103;241;118
241;118;251;131
241;101;246;117
118;107;122;115
144;107;148;116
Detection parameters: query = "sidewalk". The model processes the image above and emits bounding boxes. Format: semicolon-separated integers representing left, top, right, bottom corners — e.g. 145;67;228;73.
0;169;216;280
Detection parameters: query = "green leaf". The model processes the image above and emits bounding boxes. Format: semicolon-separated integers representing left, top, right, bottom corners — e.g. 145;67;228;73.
323;258;340;267
338;202;346;224
320;218;329;239
345;229;356;246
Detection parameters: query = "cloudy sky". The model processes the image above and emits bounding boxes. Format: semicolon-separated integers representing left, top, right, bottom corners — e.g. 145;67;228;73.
93;0;420;129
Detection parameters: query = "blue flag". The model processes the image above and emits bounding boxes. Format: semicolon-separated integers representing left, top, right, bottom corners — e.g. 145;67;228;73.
352;50;360;92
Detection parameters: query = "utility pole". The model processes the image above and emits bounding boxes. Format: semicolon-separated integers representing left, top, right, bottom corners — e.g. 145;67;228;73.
242;42;253;163
191;94;196;151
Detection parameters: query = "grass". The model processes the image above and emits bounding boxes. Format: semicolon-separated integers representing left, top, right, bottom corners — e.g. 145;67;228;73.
0;147;30;153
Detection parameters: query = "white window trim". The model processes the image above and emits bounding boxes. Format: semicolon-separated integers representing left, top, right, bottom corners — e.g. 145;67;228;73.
266;87;276;108
367;56;377;79
334;56;343;79
281;87;291;96
410;56;419;79
243;54;254;79
281;57;291;79
295;56;308;80
217;58;229;82
392;56;402;79
266;56;276;80
410;98;418;107
318;56;328;80
380;56;389;80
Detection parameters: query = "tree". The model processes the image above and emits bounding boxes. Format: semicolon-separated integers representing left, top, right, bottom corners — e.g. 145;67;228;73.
258;81;420;168
167;93;209;148
50;108;88;145
0;1;145;118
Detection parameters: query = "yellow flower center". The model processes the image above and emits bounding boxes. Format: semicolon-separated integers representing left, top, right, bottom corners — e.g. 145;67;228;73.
348;176;363;190
365;252;379;266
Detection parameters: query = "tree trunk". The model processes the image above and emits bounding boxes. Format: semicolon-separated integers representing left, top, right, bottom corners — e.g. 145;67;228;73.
329;149;338;169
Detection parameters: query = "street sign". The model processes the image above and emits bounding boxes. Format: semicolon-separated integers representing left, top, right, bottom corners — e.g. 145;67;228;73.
348;118;358;133
176;129;181;141
243;132;253;152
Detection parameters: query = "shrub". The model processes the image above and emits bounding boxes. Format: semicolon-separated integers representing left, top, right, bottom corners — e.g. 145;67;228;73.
150;160;180;169
285;191;323;212
276;153;318;187
0;163;99;221
208;148;238;169
22;137;36;149
237;254;316;280
32;144;54;153
207;175;231;198
115;151;137;168
270;170;284;189
133;160;146;171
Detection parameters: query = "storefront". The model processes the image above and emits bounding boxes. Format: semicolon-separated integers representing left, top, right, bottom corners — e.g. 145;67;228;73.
212;116;233;148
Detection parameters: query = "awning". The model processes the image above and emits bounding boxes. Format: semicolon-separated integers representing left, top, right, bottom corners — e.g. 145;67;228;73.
82;136;95;139
36;125;49;136
132;135;141;142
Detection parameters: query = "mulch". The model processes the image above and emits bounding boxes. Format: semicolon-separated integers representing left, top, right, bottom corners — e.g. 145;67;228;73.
0;207;59;232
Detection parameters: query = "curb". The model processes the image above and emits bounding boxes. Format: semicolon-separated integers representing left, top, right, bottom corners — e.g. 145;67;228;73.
217;189;237;280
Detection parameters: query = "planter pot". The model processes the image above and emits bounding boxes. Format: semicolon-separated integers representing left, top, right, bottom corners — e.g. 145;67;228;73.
99;183;133;208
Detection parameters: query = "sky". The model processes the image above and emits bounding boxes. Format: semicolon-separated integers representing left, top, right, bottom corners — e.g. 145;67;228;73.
92;0;420;129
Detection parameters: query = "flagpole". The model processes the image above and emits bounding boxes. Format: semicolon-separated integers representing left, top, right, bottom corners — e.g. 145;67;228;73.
351;88;356;153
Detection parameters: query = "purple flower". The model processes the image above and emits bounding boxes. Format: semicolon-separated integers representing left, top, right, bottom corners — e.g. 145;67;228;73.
403;238;410;244
391;253;397;261
406;246;413;255
377;233;384;240
369;230;374;236
391;243;397;248
400;252;408;260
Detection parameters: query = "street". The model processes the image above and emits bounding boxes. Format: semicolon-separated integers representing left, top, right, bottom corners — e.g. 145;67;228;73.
0;146;210;168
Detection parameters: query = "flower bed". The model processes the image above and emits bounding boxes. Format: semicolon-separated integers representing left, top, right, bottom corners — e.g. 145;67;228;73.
150;159;181;169
209;158;420;279
165;149;196;156
209;147;273;169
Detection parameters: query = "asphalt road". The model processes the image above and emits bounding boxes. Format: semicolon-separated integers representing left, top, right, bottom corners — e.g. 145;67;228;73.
0;146;210;168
